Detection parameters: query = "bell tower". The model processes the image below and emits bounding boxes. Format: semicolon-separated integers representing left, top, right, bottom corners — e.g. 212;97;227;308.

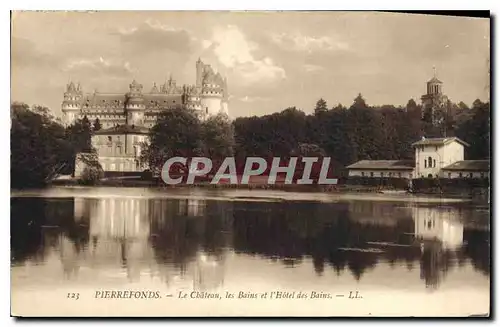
421;67;447;125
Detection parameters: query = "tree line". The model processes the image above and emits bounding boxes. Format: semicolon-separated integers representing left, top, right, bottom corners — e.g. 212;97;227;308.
144;94;490;177
11;94;490;188
11;102;95;188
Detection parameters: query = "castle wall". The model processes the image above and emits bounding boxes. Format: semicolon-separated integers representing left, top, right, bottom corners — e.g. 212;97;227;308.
201;96;222;116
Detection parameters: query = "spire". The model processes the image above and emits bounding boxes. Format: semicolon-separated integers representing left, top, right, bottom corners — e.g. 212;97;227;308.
151;82;159;93
433;66;437;78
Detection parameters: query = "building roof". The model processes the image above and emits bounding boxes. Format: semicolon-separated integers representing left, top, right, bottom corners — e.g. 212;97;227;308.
412;137;469;147
80;93;185;111
94;124;150;135
346;160;415;170
427;77;443;84
442;160;490;172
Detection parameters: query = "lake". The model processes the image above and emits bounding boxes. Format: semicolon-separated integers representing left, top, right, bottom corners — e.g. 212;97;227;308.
10;187;490;317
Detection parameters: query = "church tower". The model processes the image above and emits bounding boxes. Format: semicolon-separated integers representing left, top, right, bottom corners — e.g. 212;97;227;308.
421;68;448;125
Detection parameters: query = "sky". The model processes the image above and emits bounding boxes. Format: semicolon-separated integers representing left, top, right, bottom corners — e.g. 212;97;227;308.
11;11;490;118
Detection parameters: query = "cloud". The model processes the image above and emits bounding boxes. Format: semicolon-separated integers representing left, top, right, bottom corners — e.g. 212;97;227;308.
115;20;193;54
238;96;270;103
11;37;59;68
64;57;135;77
303;64;324;72
206;25;286;84
271;32;350;53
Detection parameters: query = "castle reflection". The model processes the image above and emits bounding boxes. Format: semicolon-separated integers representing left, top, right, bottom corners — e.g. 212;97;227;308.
11;196;489;291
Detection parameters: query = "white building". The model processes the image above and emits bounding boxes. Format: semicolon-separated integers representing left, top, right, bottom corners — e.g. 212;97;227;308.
347;137;489;179
412;206;464;250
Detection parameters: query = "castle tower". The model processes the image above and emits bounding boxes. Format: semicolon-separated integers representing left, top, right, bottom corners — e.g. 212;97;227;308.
421;68;447;125
199;62;224;116
125;80;145;126
61;81;82;126
196;58;204;88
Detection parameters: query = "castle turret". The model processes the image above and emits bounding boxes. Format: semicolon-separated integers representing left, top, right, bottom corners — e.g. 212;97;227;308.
183;85;202;111
199;63;225;116
126;80;145;126
61;81;83;126
196;58;204;88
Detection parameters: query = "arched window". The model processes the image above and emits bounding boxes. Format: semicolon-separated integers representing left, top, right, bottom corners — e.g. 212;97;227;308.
433;159;436;167
424;160;427;168
428;157;432;168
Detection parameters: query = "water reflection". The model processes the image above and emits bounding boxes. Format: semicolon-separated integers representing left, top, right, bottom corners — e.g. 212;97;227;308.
11;196;489;292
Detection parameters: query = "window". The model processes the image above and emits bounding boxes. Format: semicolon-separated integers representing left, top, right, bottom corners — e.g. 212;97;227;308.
409;173;413;179
370;172;374;177
424;160;427;168
361;172;365;177
469;173;473;178
435;146;438;151
398;172;402;178
388;172;392;177
433;159;436;168
459;172;463;178
448;173;451;178
380;172;384;177
428;157;432;168
480;172;485;178
108;136;112;142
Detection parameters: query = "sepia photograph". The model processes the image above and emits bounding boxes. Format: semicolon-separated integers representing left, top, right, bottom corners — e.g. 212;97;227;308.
10;10;491;317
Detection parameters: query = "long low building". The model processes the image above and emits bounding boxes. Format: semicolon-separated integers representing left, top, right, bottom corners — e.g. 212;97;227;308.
441;160;490;179
347;137;489;179
346;160;415;179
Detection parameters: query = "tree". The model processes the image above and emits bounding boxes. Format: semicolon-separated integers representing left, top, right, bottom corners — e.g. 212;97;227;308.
11;102;72;187
202;113;235;158
456;100;490;159
93;117;102;132
141;108;204;175
314;98;328;115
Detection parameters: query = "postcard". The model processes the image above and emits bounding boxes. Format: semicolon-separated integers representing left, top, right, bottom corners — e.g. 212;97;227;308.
10;10;491;317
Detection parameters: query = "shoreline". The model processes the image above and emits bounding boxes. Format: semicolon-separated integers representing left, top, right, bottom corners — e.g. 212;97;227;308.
43;178;489;197
10;181;490;204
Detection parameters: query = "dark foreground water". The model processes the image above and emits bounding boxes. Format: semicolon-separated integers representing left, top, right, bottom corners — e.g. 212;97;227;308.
11;187;490;317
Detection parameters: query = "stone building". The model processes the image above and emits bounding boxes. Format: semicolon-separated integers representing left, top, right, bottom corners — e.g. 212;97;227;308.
62;58;229;128
92;124;149;173
347;137;489;179
70;59;228;175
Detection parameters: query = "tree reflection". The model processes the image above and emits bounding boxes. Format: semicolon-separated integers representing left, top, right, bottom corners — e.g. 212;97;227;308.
231;200;489;289
11;196;490;290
